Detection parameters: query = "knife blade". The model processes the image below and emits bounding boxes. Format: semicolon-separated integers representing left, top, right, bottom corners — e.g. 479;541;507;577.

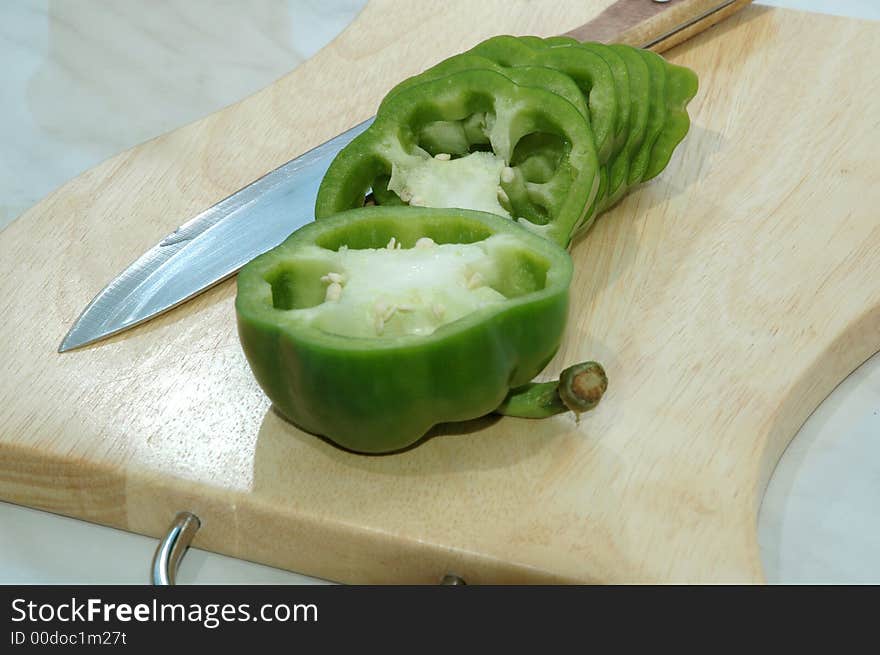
59;119;372;352
59;0;747;352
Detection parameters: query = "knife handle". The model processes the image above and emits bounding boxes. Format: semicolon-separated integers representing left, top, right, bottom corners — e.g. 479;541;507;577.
565;0;753;52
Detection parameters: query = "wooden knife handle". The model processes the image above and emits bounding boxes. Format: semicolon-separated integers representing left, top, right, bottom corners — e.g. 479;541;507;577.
566;0;753;52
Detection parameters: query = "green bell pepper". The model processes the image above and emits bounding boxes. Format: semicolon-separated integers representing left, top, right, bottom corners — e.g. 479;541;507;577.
314;68;600;248
236;206;603;454
316;36;697;249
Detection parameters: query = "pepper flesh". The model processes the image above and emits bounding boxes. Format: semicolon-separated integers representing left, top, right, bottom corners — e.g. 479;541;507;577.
236;206;576;453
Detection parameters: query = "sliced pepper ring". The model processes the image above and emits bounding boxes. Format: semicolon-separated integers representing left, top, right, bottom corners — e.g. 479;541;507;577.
236;206;574;453
381;54;589;123
379;56;591;204
644;56;699;181
466;35;619;165
600;43;650;210
532;38;632;156
315;68;600;247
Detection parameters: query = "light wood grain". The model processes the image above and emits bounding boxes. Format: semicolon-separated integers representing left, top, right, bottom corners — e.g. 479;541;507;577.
2;2;878;584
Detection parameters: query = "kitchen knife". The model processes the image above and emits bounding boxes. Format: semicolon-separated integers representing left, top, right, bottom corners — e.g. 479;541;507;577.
59;0;750;352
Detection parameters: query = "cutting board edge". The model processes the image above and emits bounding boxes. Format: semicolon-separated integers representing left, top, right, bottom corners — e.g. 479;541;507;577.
0;445;597;584
753;304;880;514
0;445;764;584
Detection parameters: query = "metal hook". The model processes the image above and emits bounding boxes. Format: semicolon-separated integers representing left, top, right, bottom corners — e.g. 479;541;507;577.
440;573;467;585
151;511;201;585
151;510;467;585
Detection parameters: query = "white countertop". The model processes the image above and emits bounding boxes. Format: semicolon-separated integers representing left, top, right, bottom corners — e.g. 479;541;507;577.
1;0;878;584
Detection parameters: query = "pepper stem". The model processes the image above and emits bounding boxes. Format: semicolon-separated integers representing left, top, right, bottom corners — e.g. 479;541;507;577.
495;361;608;420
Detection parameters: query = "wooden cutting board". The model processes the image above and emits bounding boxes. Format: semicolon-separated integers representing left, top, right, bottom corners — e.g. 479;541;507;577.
2;1;878;584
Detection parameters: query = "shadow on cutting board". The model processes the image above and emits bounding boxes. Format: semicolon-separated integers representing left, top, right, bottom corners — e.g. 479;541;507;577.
251;403;591;478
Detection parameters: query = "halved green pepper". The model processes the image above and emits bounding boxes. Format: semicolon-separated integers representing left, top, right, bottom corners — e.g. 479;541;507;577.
236;206;594;453
315;68;600;248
